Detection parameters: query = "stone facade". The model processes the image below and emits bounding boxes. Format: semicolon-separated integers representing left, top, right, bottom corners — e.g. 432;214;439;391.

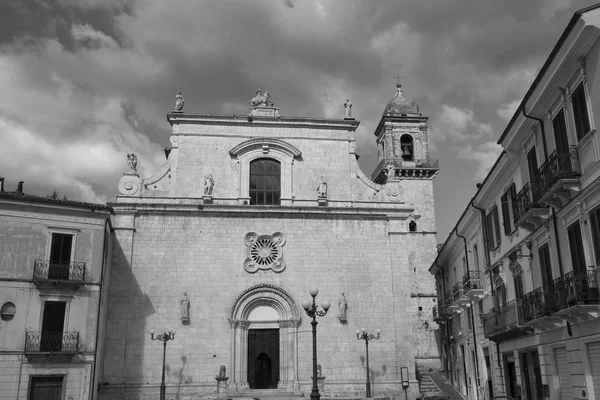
100;90;440;399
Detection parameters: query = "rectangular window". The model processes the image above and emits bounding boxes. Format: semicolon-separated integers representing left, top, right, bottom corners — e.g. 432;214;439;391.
486;206;501;250
49;233;73;280
513;273;524;301
40;301;66;352
501;184;516;235
472;244;479;272
527;147;539;200
467;307;473;331
553;108;570;153
29;376;63;400
567;220;587;274
589;205;600;265
538;243;553;290
494;283;506;309
572;82;591;141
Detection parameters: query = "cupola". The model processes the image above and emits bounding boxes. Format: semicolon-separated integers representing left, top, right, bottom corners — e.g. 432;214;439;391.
383;83;420;116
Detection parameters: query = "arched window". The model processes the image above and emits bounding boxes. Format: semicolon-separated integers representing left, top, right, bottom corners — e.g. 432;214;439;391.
250;159;281;205
401;134;414;161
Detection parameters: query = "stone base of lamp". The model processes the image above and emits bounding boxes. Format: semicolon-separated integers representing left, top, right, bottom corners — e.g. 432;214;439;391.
311;376;326;392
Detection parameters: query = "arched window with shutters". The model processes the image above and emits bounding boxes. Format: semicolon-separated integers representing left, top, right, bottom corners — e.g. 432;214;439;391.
250;159;281;205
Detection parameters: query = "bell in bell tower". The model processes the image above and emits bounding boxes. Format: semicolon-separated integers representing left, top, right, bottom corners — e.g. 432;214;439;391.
371;82;439;183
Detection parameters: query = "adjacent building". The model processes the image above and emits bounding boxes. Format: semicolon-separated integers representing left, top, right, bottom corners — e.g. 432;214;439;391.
0;180;113;400
98;84;441;399
430;5;600;400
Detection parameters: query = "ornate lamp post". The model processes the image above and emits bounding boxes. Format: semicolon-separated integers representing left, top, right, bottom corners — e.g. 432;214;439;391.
150;328;176;400
301;288;331;400
356;328;381;398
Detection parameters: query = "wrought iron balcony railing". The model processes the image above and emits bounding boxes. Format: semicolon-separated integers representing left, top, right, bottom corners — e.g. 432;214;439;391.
33;260;86;282
462;271;481;291
535;148;580;201
24;331;79;353
554;270;599;310
482;300;532;342
517;286;559;324
452;282;463;302
513;182;546;222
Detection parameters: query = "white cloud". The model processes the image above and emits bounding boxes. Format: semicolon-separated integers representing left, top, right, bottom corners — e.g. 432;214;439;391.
436;104;494;141
456;141;503;180
497;99;521;121
71;23;119;48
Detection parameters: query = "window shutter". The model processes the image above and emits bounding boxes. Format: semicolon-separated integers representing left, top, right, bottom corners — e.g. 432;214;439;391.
492;206;501;247
552;109;569;153
501;192;511;235
486;212;494;250
538;244;553;289
589;208;600;265
572;83;591;141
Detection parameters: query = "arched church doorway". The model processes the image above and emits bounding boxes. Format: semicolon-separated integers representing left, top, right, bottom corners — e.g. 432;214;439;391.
228;284;301;391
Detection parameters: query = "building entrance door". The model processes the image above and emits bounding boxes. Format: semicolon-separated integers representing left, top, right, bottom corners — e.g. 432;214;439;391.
248;329;279;389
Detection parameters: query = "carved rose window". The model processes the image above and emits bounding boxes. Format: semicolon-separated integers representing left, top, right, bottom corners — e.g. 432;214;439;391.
244;232;286;273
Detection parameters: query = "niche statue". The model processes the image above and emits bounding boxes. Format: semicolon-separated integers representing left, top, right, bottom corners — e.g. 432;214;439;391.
179;292;189;323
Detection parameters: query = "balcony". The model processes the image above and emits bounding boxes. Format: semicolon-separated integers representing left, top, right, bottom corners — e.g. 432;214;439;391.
517;287;562;331
553;270;599;322
33;260;87;289
535;148;581;209
453;282;470;310
513;182;549;231
445;291;459;314
372;158;440;183
462;271;485;300
483;301;533;342
24;331;80;359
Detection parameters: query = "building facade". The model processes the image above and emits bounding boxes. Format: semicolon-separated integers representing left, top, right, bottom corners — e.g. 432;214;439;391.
98;85;441;399
0;181;113;400
430;5;600;400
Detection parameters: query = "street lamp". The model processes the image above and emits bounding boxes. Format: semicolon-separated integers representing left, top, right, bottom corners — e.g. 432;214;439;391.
301;288;331;400
356;328;381;398
150;328;176;400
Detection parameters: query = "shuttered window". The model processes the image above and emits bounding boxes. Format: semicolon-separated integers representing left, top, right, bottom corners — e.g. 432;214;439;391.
538;243;553;290
567;220;587;274
501;184;516;235
572;82;591;141
554;347;573;400
589;206;600;265
513;273;524;301
486;206;501;250
29;376;63;400
587;341;600;400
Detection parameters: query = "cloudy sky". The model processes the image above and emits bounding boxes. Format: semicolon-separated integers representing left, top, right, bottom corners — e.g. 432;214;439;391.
0;0;596;241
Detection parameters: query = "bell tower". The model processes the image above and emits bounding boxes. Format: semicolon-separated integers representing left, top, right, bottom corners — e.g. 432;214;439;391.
371;83;439;183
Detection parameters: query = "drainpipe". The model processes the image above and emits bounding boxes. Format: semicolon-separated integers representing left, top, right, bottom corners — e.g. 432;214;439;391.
455;229;480;400
522;107;548;159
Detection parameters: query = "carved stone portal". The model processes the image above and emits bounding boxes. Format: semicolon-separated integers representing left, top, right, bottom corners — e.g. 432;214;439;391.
243;232;286;273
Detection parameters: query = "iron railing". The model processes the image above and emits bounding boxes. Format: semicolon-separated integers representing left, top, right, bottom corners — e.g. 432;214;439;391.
372;158;440;181
535;148;580;200
517;287;558;324
453;282;463;302
33;260;86;282
483;301;519;337
25;331;79;353
444;292;453;310
513;183;545;222
462;271;481;292
554;270;599;310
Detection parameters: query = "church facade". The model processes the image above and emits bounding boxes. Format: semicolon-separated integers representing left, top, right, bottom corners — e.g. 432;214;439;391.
99;85;440;399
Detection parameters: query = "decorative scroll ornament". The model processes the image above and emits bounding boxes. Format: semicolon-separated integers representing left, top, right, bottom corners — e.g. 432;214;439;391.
244;232;286;273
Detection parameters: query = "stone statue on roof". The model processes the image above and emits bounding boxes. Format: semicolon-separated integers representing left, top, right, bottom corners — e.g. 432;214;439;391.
127;153;138;174
174;90;184;111
344;98;353;119
251;89;274;107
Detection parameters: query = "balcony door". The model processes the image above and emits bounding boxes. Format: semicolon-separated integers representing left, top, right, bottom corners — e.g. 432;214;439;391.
49;233;73;280
40;301;66;352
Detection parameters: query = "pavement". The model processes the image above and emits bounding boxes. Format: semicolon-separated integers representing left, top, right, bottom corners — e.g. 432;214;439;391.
423;372;466;400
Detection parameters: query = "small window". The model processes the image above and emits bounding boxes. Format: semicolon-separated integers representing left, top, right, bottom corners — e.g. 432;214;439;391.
572;82;591;141
409;220;417;232
0;302;16;321
249;159;281;205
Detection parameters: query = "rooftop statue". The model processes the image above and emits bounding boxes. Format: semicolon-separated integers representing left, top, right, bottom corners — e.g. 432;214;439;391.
344;98;353;119
174;90;184;111
127;153;138;174
251;89;274;107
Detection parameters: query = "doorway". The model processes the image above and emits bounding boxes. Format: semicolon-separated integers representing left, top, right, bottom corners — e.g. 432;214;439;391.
248;329;279;389
40;301;66;352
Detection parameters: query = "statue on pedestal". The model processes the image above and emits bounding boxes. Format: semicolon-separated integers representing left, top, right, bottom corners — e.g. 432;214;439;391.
317;176;327;198
204;174;215;196
127;153;138;174
339;293;348;321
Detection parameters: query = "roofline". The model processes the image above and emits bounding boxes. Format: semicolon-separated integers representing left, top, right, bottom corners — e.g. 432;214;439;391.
497;3;600;144
0;192;113;213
